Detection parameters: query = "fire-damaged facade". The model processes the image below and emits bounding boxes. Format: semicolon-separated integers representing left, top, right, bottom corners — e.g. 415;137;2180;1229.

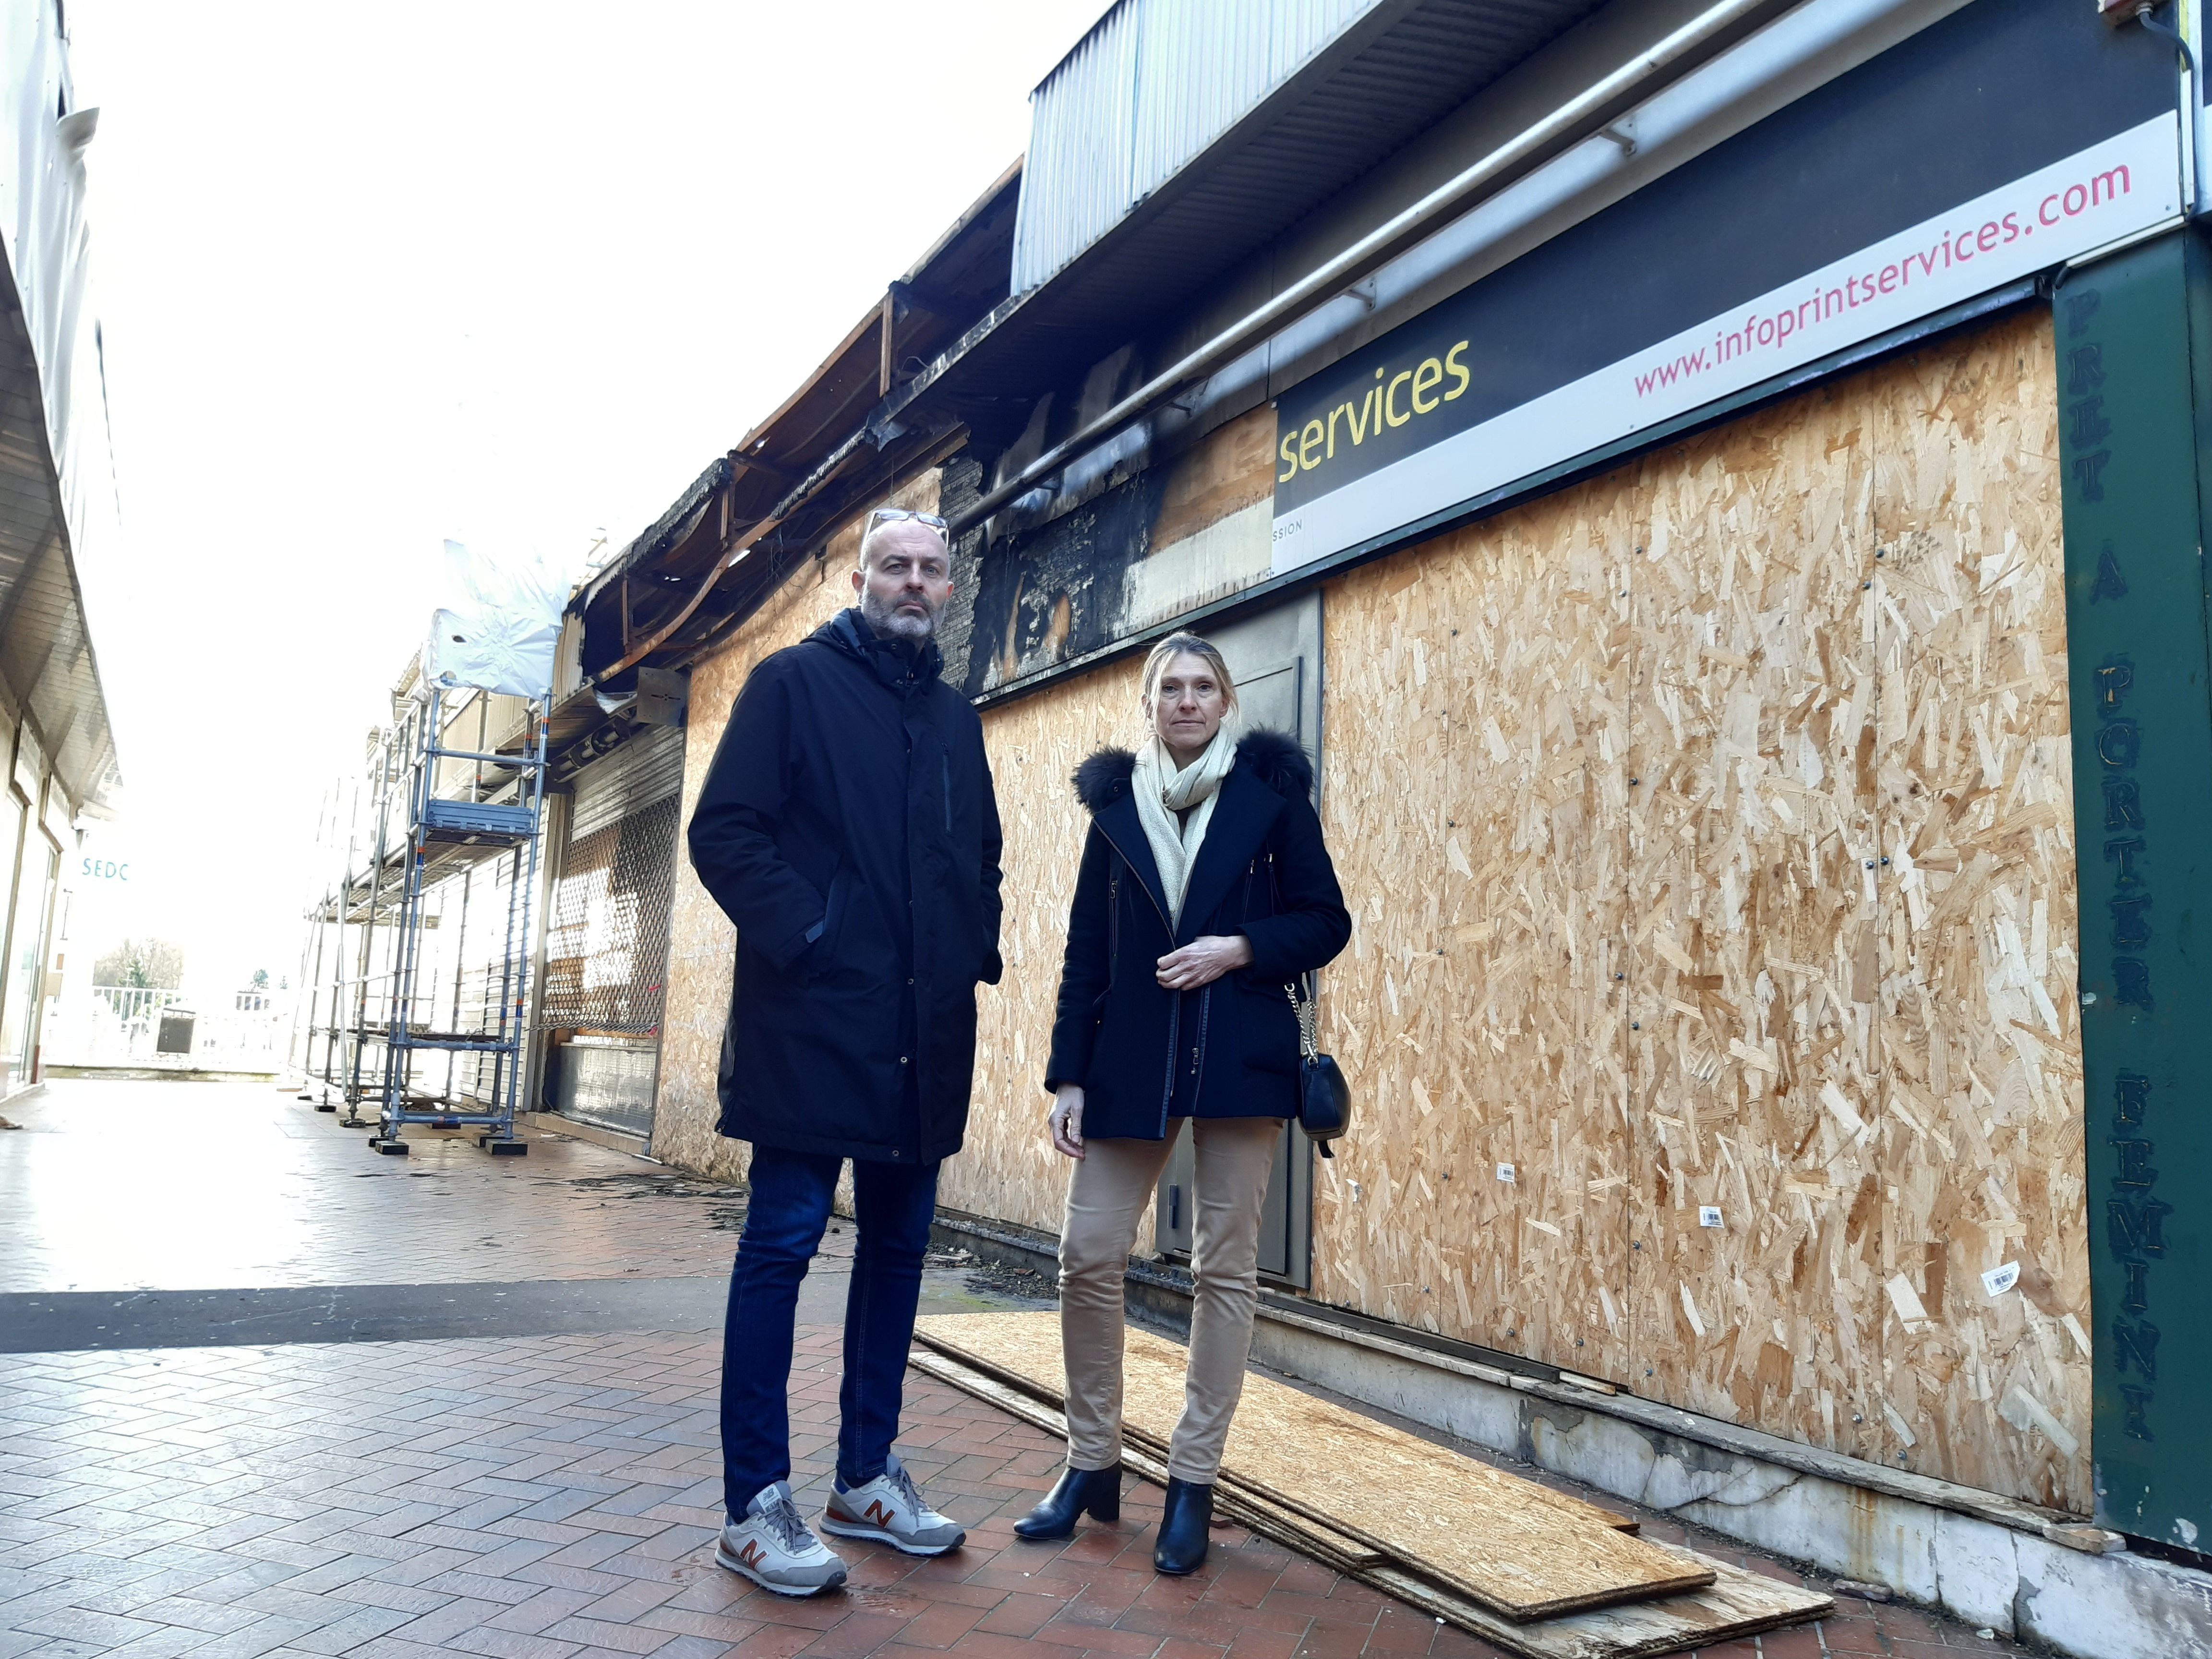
563;2;2212;1648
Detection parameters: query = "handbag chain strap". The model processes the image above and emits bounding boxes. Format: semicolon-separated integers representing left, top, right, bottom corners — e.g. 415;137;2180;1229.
1266;848;1323;1062
1284;973;1320;1061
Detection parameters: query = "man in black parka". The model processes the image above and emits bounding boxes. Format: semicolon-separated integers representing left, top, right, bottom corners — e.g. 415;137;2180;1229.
687;508;1002;1595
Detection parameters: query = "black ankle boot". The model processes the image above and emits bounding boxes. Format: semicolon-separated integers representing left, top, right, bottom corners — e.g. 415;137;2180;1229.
1014;1463;1122;1540
1152;1477;1214;1575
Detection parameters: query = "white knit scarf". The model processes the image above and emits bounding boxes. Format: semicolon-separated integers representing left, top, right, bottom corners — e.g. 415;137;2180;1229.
1130;716;1241;929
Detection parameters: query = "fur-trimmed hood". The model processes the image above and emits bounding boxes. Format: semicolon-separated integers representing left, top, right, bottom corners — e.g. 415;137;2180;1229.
1072;728;1312;813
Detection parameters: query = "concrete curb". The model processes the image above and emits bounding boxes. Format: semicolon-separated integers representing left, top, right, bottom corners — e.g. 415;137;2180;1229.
45;1066;278;1083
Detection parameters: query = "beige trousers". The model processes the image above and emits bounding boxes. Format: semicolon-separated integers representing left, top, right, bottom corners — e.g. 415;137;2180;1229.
1058;1115;1282;1482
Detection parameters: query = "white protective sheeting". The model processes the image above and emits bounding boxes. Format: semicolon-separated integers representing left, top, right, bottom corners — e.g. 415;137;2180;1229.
423;539;564;698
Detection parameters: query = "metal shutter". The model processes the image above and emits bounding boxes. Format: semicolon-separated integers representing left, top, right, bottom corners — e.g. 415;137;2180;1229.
568;723;686;841
541;725;687;1036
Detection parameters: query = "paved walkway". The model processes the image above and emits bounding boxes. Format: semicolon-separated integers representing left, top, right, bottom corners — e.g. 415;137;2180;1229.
0;1081;2033;1659
0;1081;750;1294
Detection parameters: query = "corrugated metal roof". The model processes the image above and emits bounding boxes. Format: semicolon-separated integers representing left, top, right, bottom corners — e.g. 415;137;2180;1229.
1016;3;1141;296
1014;0;1383;292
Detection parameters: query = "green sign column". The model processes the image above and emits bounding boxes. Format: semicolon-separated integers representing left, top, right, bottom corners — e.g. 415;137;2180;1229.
2056;229;2212;1548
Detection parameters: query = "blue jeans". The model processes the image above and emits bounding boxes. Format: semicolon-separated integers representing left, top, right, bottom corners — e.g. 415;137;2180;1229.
720;1145;941;1515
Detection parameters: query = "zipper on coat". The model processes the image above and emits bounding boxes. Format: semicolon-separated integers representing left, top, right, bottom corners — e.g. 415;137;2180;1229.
942;752;952;834
1106;863;1120;992
1094;824;1175;934
1093;858;1121;1022
1157;995;1180;1136
1191;985;1211;1078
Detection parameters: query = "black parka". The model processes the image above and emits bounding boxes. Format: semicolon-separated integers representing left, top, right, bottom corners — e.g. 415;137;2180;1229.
687;609;1003;1165
1045;730;1350;1141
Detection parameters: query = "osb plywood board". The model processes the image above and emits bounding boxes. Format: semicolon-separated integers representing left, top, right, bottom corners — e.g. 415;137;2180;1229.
1617;313;2086;1505
1866;314;2089;1512
1296;311;2084;1509
1366;1553;1831;1659
912;1344;1828;1659
904;1346;1386;1567
943;657;1148;1240
920;1310;1639;1535
654;482;938;1185
1314;487;1635;1383
1623;384;1889;1463
916;1311;1711;1621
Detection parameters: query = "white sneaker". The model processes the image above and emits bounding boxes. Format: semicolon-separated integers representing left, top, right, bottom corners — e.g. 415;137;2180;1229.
820;1452;967;1556
715;1481;849;1596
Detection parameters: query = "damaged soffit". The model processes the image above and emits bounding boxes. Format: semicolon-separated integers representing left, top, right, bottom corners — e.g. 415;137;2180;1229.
569;164;1027;686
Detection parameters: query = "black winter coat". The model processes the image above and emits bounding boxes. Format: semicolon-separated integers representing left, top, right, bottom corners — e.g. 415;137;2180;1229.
687;609;1004;1165
1045;730;1350;1141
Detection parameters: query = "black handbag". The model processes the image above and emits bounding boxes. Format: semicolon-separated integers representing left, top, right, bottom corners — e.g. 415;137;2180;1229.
1286;972;1352;1156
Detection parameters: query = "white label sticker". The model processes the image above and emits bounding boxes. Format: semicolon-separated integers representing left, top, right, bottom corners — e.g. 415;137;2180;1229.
1496;1162;1516;1184
1983;1262;2021;1298
1698;1206;1724;1229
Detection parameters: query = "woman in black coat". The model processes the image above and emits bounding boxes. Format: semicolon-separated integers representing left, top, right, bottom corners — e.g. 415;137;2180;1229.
1014;632;1350;1575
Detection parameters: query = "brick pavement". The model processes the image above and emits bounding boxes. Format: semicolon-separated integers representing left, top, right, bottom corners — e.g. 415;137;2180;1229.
0;1326;2032;1659
0;1080;2042;1658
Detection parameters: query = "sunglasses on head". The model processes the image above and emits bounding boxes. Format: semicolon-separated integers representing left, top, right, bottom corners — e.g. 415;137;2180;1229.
865;507;949;541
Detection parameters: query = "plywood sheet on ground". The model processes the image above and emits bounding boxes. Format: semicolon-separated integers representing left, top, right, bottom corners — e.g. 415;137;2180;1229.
916;1310;1634;1534
1368;1553;1833;1659
910;1338;1830;1659
905;1346;1385;1567
916;1310;1711;1621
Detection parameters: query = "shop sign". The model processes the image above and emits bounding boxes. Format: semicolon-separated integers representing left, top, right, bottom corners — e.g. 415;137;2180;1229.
1271;0;2183;573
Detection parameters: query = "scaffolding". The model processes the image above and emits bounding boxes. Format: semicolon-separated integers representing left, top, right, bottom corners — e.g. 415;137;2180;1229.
296;741;404;1122
296;678;550;1154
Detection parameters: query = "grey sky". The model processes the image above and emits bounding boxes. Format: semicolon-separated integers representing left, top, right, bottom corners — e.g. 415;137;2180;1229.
60;0;1101;988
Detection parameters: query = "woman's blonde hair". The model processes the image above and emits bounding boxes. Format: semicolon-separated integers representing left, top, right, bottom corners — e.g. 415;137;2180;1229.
1140;632;1238;715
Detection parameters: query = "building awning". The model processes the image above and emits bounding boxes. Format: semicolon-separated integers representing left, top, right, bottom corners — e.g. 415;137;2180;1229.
0;251;117;819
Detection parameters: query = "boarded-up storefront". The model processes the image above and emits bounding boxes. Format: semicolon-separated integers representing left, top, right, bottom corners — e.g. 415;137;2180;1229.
631;0;2212;1595
822;308;2083;1510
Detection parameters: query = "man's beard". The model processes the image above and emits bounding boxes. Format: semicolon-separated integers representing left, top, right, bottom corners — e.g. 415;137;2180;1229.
860;586;942;642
